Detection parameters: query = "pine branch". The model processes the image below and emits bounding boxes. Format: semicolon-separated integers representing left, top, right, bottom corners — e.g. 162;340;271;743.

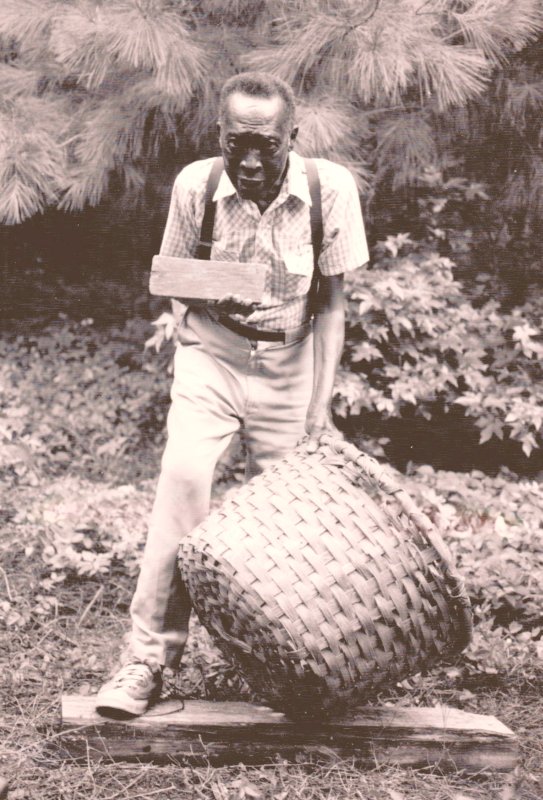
415;41;490;108
375;113;437;188
185;19;255;145
248;0;495;107
0;0;57;52
448;0;543;64
102;1;209;97
48;1;208;98
198;0;270;25
294;94;372;193
246;12;347;89
59;163;110;212
503;79;543;132
59;92;144;211
48;2;114;91
0;95;69;223
0;64;41;99
58;73;184;210
294;95;369;157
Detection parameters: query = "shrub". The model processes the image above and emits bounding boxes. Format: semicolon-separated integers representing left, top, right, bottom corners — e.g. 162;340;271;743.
336;232;543;460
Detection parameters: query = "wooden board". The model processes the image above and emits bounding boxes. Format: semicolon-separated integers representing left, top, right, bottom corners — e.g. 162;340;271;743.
60;695;518;773
149;255;267;301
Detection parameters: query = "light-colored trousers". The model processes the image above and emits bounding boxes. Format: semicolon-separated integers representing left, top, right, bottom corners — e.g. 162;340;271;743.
129;307;314;670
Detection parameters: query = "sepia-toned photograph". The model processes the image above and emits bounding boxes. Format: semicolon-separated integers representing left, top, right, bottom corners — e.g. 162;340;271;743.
1;2;542;798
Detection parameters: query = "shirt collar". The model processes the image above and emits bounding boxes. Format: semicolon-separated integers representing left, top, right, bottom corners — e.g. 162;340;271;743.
286;151;312;206
212;151;312;207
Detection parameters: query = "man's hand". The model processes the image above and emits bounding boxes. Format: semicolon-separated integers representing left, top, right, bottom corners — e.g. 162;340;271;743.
215;293;260;318
305;404;343;454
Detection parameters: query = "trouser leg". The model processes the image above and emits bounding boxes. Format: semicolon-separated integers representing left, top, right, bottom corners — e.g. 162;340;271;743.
244;332;314;479
129;335;244;670
129;308;314;671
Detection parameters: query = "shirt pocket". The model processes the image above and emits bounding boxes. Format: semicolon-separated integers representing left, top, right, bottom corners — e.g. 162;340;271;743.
210;238;241;262
282;243;314;277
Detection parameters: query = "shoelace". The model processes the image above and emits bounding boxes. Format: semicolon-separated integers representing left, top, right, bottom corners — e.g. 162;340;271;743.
113;663;155;688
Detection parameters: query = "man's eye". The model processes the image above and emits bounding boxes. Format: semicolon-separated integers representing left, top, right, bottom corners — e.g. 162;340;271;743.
225;141;279;156
226;141;242;154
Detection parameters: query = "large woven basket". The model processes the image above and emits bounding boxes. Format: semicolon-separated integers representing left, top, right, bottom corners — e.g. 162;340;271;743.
179;436;472;717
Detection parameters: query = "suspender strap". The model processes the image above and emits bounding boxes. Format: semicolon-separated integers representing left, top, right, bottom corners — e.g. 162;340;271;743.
196;157;224;260
304;158;323;268
304;158;323;312
198;156;323;266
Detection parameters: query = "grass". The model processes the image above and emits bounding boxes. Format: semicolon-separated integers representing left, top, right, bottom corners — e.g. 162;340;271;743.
1;321;542;800
2;477;542;800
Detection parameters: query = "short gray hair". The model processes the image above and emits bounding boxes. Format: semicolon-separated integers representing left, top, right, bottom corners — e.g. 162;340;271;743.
219;71;296;128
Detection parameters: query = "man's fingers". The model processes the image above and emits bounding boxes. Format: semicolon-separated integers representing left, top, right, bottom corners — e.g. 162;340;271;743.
217;292;237;305
217;294;257;312
304;422;344;453
306;436;320;454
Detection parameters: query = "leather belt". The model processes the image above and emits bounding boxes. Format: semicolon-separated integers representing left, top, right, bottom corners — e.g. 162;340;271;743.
218;316;312;344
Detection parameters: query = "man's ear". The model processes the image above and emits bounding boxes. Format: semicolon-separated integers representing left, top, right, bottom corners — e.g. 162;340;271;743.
289;125;299;149
217;121;221;139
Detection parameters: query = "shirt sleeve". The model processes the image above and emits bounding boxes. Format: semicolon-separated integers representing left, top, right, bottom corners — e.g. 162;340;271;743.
318;164;369;277
159;165;201;259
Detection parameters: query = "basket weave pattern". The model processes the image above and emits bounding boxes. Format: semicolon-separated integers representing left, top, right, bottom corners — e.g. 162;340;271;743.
179;437;472;716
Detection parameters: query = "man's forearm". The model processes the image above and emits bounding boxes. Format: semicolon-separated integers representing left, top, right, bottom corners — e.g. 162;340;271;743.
310;305;344;416
305;273;346;439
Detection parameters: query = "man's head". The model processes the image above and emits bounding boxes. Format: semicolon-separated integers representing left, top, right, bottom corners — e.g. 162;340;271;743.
218;72;298;206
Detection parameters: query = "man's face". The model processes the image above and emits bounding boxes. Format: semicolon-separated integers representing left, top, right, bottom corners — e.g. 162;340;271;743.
218;91;297;204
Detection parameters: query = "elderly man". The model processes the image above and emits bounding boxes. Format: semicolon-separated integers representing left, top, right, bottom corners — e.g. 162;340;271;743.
96;71;369;717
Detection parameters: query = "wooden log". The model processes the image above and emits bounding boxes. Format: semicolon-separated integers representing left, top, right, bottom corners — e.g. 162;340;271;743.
149;255;267;301
60;695;518;773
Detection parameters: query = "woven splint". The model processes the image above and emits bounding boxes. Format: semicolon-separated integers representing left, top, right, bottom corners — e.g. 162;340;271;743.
179;436;472;717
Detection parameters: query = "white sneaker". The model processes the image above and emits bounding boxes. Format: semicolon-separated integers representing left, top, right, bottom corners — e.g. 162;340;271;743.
95;662;162;718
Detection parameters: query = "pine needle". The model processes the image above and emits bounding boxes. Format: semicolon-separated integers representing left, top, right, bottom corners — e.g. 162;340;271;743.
503;79;543;132
376;113;437;189
0;0;57;52
293;94;371;194
449;0;543;64
415;42;490;109
47;1;208;99
247;0;493;107
0;94;69;223
295;96;366;157
0;64;41;99
101;2;209;99
48;3;115;91
59;93;145;211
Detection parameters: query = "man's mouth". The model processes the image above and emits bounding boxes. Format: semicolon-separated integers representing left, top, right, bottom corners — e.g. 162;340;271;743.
238;177;264;192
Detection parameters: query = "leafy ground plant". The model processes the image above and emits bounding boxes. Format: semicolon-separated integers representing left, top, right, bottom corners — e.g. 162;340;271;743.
1;320;542;800
338;234;543;461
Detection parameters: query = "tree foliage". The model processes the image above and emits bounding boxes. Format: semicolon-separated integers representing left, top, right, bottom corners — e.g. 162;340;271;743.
0;0;542;224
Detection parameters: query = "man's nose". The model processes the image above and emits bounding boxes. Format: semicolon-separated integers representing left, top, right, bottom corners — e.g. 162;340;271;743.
239;149;263;172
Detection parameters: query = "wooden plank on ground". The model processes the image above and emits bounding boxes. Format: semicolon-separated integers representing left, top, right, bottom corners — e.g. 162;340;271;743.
149;255;267;301
60;695;518;773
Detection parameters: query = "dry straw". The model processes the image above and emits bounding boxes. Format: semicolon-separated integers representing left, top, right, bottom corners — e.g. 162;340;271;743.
179;436;472;718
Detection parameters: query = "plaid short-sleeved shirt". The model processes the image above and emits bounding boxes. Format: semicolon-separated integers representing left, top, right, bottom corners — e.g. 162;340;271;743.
160;151;369;331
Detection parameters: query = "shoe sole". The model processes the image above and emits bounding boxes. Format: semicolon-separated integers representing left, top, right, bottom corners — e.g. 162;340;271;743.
95;689;150;718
